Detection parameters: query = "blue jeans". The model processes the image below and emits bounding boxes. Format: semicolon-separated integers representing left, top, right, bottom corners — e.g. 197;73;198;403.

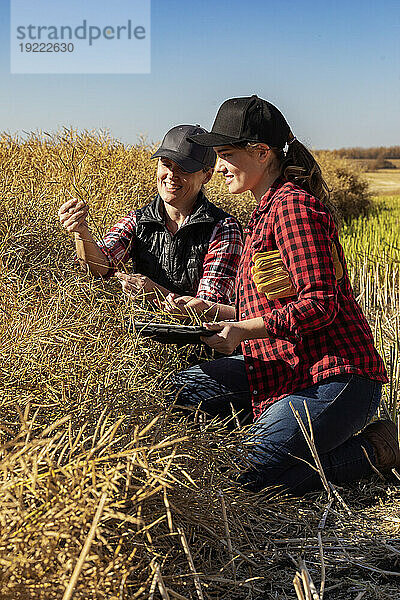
170;355;382;496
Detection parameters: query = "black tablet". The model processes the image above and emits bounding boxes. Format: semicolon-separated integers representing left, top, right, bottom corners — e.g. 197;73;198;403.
129;321;215;345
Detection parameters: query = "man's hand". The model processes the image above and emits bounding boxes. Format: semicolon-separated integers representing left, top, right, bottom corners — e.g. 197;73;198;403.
58;198;89;234
116;272;159;298
201;321;246;355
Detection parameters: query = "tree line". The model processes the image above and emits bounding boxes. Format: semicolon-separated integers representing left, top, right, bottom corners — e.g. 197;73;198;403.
329;146;400;159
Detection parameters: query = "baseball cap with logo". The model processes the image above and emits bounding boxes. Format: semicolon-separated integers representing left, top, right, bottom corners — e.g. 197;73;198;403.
188;95;291;149
151;125;216;173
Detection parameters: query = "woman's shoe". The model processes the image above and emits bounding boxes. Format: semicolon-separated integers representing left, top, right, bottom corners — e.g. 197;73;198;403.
360;419;400;472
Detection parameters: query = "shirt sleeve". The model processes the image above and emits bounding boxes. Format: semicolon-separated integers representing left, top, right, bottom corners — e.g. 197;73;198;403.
263;193;338;342
196;216;243;304
97;211;137;276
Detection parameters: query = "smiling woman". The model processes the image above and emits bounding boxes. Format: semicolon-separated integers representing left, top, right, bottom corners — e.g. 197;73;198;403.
214;144;277;198
156;157;212;227
166;95;396;497
58;124;243;315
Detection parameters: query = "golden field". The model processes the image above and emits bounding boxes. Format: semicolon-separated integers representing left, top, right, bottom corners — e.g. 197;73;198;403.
347;158;400;195
365;169;400;196
0;131;399;600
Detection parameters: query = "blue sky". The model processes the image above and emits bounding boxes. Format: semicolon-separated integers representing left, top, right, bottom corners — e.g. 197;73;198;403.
1;0;399;149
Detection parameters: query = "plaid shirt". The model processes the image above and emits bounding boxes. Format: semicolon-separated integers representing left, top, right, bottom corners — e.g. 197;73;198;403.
236;178;388;418
98;208;243;304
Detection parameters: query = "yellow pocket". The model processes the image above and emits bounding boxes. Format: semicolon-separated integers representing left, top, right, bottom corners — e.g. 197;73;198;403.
252;244;343;300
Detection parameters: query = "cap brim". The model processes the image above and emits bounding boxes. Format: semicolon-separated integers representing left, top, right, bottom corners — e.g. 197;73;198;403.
151;148;208;173
188;132;247;147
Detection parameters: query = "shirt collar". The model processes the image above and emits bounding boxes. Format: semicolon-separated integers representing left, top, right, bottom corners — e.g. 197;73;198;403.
257;176;286;212
139;191;214;228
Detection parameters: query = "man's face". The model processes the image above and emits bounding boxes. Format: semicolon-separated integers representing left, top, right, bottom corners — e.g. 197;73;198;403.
157;157;210;206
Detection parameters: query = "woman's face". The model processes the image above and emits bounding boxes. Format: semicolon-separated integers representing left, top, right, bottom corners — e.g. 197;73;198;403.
157;157;211;207
214;145;268;195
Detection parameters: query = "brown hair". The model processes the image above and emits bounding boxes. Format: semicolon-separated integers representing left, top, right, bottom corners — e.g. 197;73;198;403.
236;137;338;225
275;134;338;225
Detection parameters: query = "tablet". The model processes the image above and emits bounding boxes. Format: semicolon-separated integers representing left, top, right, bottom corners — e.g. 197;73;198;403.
129;321;215;345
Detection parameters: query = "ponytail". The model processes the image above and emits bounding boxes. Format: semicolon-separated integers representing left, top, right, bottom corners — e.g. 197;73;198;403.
279;134;339;225
235;135;339;225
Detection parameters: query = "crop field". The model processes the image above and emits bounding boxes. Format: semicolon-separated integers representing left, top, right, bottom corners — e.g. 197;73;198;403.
349;159;400;195
365;169;400;196
0;132;399;599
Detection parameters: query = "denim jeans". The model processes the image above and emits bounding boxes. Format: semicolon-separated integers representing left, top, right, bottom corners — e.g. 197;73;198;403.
171;355;382;496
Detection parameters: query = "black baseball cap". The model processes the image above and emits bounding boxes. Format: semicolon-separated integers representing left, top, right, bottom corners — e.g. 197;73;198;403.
151;125;216;173
188;95;291;149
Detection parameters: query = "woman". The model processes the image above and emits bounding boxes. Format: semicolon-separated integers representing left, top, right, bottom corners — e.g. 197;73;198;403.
167;95;397;496
58;125;243;313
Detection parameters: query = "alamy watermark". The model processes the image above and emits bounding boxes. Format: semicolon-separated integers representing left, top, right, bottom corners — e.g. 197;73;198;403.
11;0;151;74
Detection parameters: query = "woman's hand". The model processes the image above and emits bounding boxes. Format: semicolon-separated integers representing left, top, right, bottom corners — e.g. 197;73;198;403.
162;294;236;321
201;321;247;355
162;294;210;319
58;198;89;234
116;272;158;298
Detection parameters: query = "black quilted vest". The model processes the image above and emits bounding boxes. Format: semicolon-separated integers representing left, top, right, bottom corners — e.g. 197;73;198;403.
133;192;231;296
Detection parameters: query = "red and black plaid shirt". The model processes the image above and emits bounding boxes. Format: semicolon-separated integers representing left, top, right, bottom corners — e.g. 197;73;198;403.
236;178;388;418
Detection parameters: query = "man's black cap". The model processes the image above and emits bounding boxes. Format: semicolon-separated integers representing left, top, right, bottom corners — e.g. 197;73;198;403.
188;95;291;149
151;125;216;172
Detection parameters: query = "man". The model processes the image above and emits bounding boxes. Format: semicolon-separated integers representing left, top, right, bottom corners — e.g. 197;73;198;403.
58;125;243;315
